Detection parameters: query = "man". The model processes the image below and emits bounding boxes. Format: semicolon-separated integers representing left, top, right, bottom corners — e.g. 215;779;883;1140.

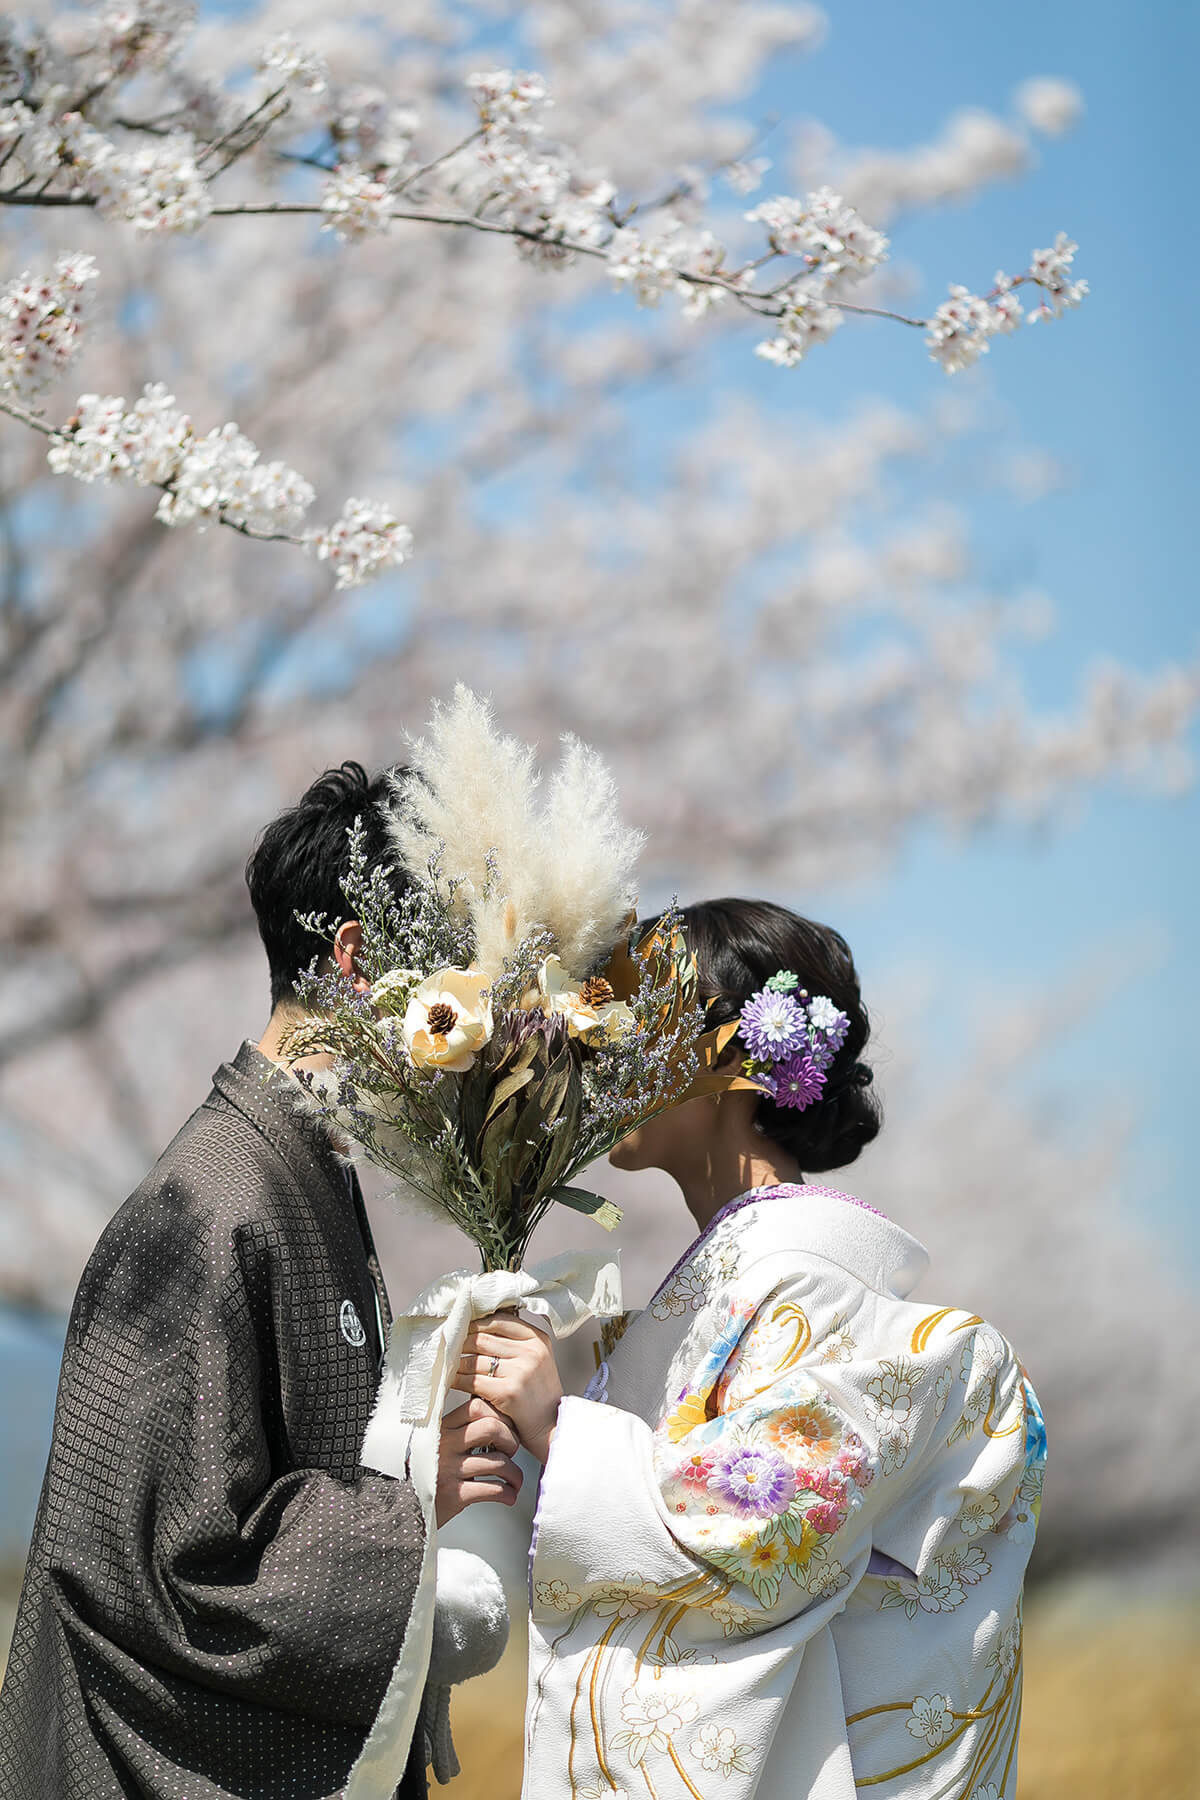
0;762;521;1798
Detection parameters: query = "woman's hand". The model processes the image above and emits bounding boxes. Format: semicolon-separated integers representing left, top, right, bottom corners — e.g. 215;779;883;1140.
436;1396;523;1526
456;1313;563;1464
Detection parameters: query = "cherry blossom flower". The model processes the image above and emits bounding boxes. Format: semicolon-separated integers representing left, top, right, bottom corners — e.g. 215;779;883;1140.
89;133;212;234
755;287;843;367
690;1723;752;1775
937;1543;991;1587
258;34;328;96
1027;233;1089;320
533;1579;581;1611
707;1595;753;1636
307;497;414;588
0;254;97;399
905;1694;955;1747
914;1565;966;1613
958;1492;1001;1537
321;164;395;241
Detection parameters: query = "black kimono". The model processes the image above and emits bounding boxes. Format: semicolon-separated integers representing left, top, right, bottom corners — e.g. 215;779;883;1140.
0;1042;427;1799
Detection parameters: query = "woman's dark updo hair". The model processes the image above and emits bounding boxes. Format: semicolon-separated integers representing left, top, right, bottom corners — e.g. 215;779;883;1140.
677;897;882;1173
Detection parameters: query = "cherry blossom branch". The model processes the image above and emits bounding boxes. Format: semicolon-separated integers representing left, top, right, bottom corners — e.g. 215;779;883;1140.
0;60;1086;374
0;260;412;589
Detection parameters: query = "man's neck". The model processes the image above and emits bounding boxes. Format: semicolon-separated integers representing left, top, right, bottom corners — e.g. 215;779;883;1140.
255;1006;352;1158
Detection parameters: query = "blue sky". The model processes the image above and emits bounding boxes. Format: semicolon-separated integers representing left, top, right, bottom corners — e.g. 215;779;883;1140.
713;0;1198;1265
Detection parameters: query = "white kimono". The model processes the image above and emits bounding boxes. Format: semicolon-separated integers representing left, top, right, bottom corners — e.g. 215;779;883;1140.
525;1183;1045;1800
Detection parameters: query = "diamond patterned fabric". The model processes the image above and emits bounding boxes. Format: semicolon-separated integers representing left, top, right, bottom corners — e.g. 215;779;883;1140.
0;1042;427;1799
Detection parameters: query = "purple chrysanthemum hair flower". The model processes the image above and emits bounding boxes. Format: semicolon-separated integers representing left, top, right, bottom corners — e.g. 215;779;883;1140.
739;988;808;1062
711;1445;795;1517
771;1051;826;1111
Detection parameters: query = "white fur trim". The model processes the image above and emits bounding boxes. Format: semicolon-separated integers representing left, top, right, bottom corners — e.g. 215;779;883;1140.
428;1548;509;1686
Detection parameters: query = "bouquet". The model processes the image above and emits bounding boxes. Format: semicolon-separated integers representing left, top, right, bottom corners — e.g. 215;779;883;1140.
278;685;738;1271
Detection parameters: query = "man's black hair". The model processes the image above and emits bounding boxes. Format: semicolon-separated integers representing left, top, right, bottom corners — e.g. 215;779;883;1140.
245;760;410;1011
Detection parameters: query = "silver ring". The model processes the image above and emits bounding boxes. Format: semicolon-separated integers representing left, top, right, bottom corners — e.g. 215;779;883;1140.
488;1355;500;1379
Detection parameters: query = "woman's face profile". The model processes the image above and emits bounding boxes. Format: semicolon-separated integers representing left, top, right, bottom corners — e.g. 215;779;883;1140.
609;1096;716;1174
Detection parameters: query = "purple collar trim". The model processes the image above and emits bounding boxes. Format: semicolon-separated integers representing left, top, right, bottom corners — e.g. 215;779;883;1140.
656;1182;887;1297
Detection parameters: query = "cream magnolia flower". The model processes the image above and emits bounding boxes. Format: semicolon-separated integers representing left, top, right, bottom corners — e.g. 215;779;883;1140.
524;953;635;1043
403;967;493;1071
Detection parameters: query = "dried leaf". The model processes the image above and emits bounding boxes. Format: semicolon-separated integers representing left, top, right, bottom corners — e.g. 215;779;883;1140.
550;1185;623;1231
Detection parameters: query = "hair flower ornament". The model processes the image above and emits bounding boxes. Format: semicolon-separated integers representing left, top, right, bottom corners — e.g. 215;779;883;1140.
738;970;849;1112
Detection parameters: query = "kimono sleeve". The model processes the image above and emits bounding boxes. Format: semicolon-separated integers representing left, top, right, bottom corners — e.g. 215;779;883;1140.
866;1318;1046;1610
58;1198;426;1736
533;1276;893;1633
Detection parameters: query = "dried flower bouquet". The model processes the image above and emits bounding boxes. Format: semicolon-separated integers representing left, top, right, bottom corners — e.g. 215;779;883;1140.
279;687;737;1271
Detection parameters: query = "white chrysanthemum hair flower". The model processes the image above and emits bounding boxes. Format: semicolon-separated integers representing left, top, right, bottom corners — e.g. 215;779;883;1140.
387;685;642;983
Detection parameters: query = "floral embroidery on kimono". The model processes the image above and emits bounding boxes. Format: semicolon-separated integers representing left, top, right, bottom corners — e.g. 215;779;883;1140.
525;1186;1043;1800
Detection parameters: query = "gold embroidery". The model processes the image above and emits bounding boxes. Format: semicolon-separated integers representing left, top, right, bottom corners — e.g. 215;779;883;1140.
983;1398;1024;1438
667;1738;708;1799
960;1621;1023;1796
570;1617;621;1795
849;1645;1023;1792
770;1301;812;1370
910;1307;984;1353
910;1307;955;1353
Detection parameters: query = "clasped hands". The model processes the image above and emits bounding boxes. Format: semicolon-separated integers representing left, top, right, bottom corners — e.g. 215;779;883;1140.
436;1313;562;1525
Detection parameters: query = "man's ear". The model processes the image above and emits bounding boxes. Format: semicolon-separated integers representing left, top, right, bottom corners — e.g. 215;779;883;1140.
333;921;372;994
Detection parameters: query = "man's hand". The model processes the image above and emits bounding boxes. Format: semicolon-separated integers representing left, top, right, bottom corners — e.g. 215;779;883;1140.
436;1396;524;1527
456;1313;563;1465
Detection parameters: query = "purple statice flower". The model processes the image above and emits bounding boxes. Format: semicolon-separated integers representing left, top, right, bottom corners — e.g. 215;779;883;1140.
740;988;808;1062
771;1052;826;1111
711;1445;796;1517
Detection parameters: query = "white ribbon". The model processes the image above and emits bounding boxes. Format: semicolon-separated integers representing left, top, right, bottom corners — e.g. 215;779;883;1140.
345;1249;622;1799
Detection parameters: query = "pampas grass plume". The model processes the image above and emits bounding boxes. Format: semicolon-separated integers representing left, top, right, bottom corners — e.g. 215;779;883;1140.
388;687;643;981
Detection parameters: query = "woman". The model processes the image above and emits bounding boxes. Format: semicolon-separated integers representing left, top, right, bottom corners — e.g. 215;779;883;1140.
460;899;1045;1800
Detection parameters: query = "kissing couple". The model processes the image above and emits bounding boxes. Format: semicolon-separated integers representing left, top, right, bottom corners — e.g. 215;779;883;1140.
0;752;1043;1800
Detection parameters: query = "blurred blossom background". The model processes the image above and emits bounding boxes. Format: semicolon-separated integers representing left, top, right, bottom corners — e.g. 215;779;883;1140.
1;1;1197;1794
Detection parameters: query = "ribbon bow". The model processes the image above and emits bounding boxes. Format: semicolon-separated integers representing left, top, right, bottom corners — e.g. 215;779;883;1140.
346;1250;623;1799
